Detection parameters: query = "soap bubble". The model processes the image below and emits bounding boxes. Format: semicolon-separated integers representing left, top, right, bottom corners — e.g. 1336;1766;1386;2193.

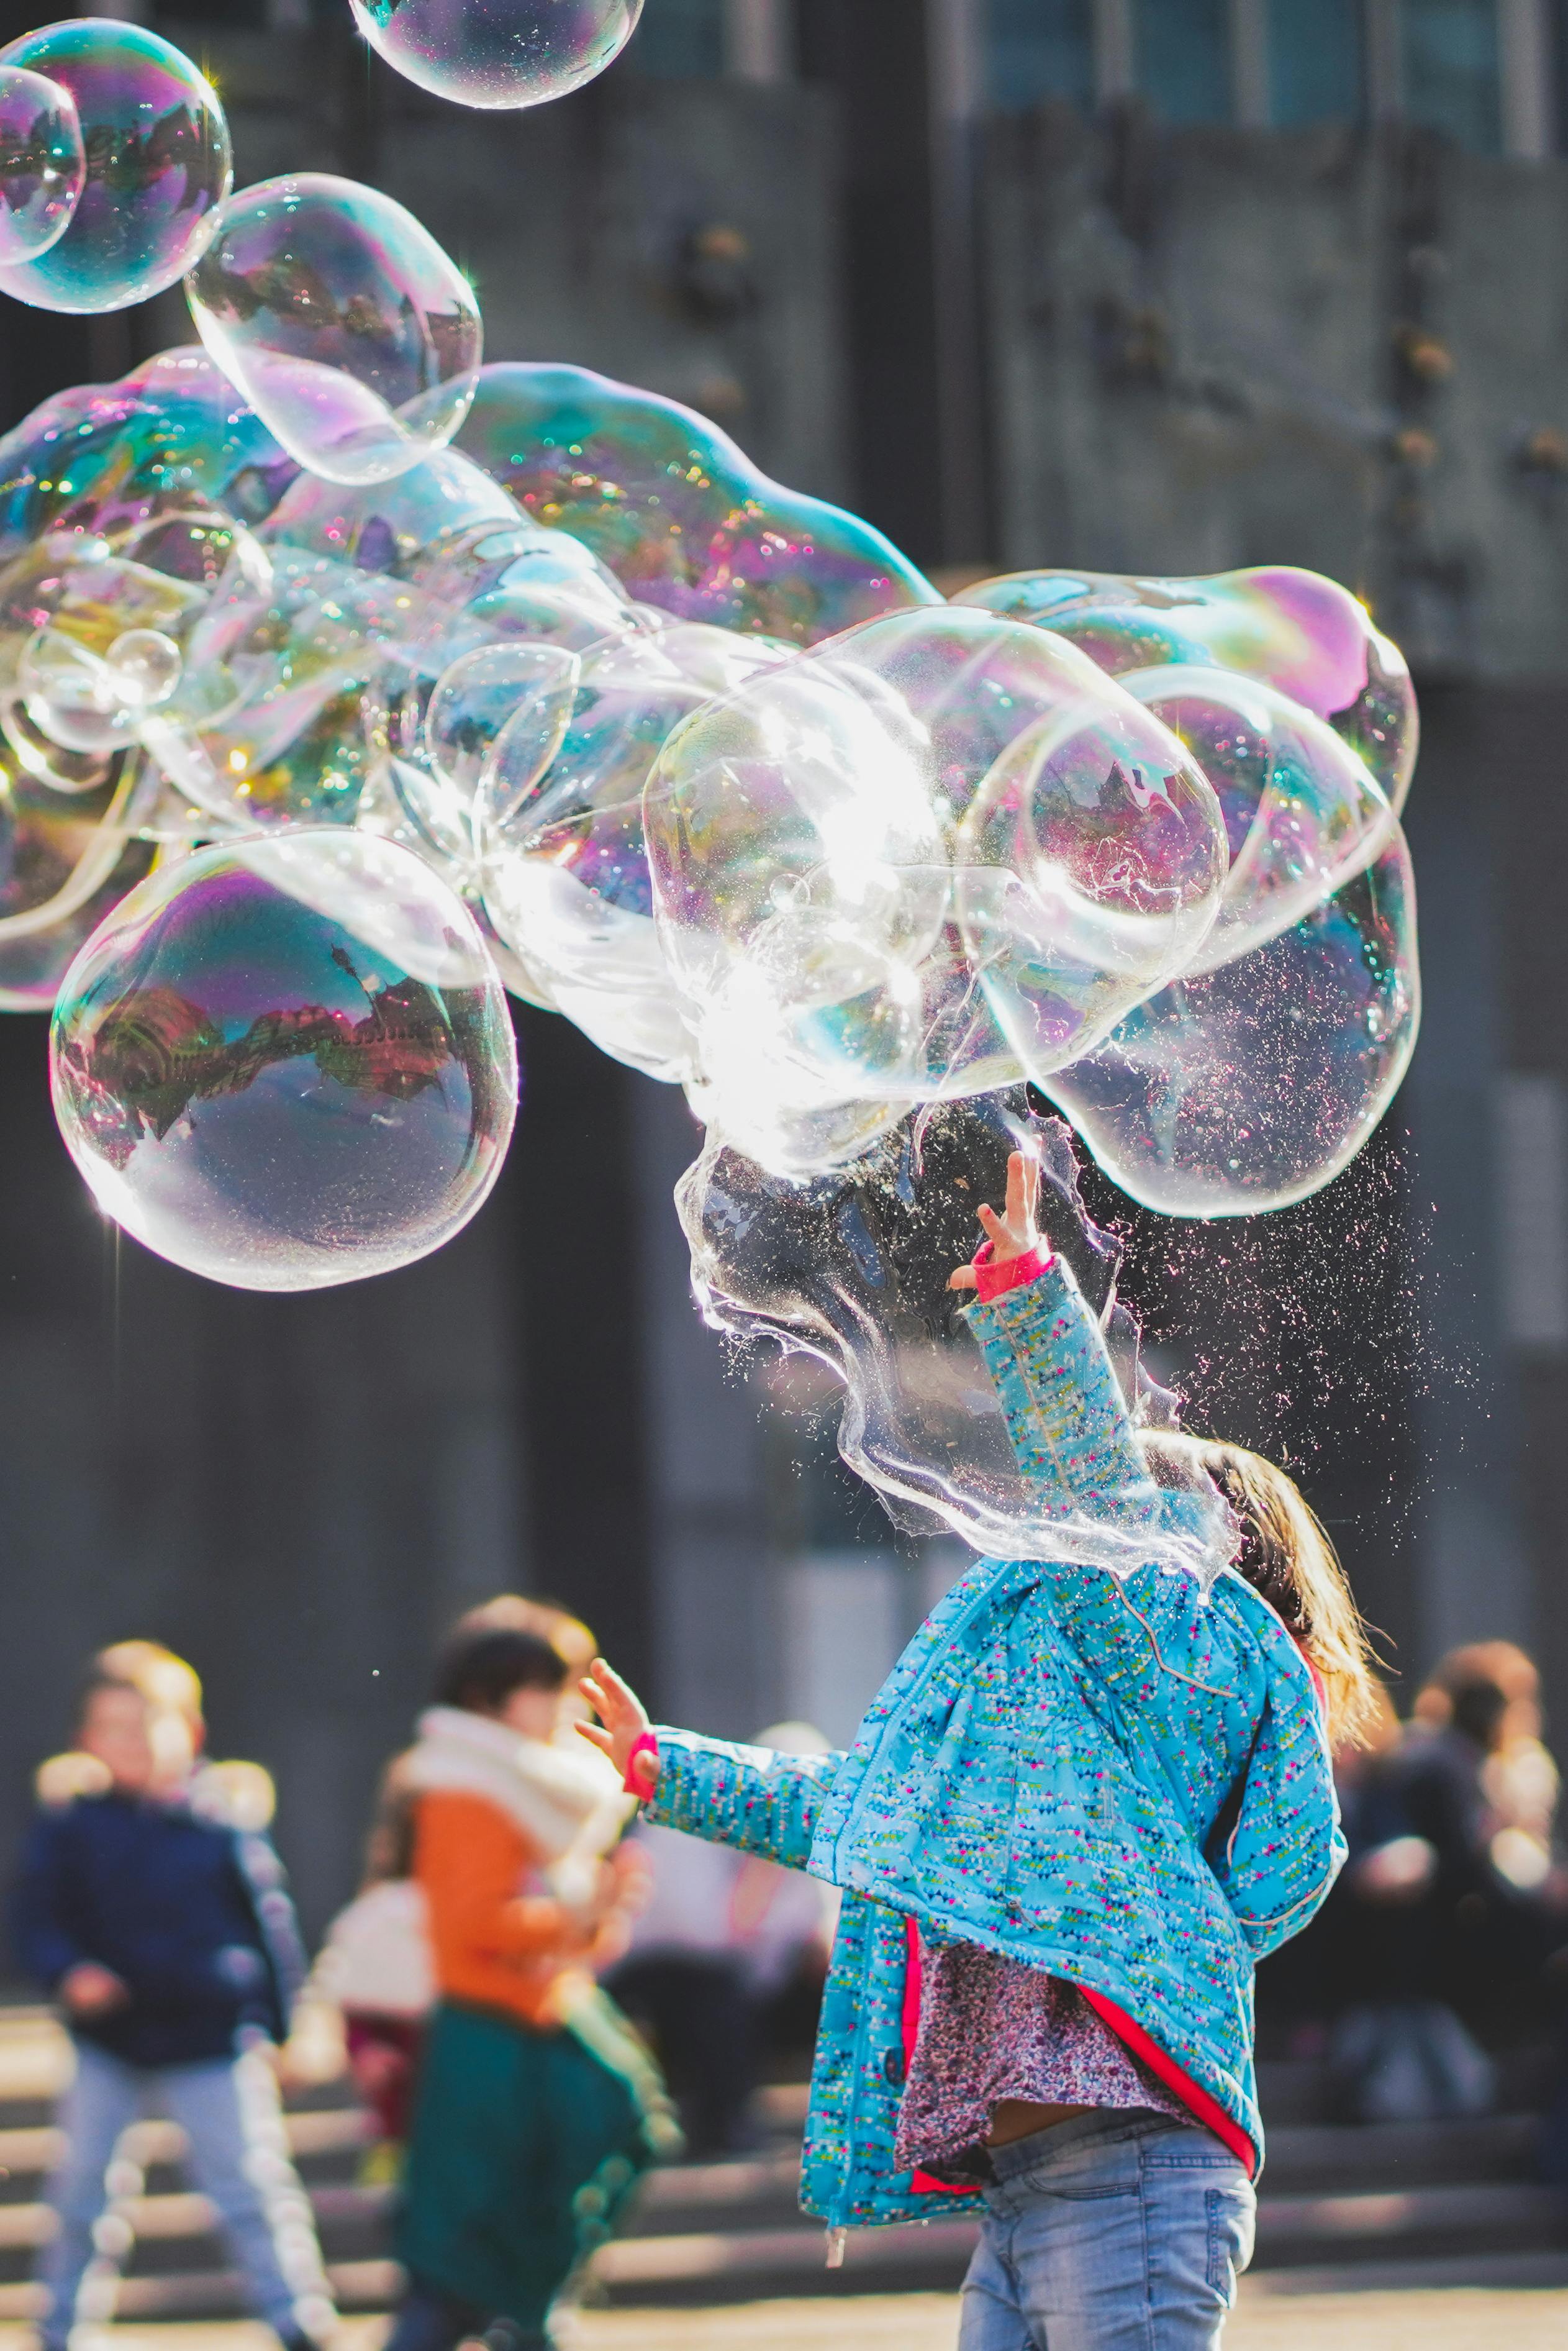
481;634;713;1076
1041;829;1418;1216
1118;665;1395;970
350;0;643;109
954;565;1418;814
186;174;483;487
427;641;579;814
457;362;943;643
0;349;294;562
0;64;83;264
0;20;229;314
681;1091;1226;1572
0;743;156;1008
51;830;517;1291
645;606;1228;1160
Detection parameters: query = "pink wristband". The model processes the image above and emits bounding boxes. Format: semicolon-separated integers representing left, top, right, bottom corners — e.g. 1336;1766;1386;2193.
972;1240;1054;1303
623;1731;658;1798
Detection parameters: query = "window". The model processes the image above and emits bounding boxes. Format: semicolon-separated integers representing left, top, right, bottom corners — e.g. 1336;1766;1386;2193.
1266;0;1364;124
1403;0;1502;150
987;0;1095;112
630;0;725;78
1133;0;1232;123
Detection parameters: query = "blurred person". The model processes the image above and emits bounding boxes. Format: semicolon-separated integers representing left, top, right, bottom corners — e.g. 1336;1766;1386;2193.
384;1620;676;2351
610;1721;838;2155
11;1655;333;2351
323;1598;597;2163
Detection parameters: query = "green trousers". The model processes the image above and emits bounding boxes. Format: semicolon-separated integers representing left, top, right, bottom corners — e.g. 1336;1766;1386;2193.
396;1993;675;2331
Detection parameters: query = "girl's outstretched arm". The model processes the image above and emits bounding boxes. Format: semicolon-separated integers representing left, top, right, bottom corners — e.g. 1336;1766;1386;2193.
953;1150;1157;1524
578;1660;843;1871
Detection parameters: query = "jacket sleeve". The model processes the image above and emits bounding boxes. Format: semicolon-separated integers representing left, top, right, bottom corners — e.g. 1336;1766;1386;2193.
1206;1646;1348;1958
8;1814;89;1990
647;1730;843;1871
233;1831;308;2040
962;1259;1161;1529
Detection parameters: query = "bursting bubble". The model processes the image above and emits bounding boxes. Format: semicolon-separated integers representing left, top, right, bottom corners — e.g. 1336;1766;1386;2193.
350;0;645;110
1041;830;1420;1216
0;64;83;264
186;175;483;487
0;20;230;314
681;1092;1226;1572
50;831;517;1290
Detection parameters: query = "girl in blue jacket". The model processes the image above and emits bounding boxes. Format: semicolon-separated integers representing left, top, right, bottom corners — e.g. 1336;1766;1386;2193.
582;1150;1378;2350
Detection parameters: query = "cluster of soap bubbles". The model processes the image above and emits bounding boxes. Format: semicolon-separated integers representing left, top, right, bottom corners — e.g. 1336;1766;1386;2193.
0;20;1420;1351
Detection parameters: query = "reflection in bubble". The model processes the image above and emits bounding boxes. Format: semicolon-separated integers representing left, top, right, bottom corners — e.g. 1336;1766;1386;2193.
187;175;483;487
0;20;229;313
51;831;517;1289
350;0;644;110
0;64;83;264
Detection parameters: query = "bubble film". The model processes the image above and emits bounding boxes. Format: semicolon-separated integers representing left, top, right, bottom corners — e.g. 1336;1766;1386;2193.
186;175;483;487
456;363;943;643
1041;830;1419;1216
51;831;517;1291
645;606;1228;1161
0;742;156;1008
954;565;1417;814
0;20;229;314
0;65;83;265
681;1093;1226;1575
350;0;643;109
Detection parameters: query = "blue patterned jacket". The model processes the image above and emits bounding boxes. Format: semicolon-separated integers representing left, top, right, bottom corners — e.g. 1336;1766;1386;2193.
649;1262;1344;2230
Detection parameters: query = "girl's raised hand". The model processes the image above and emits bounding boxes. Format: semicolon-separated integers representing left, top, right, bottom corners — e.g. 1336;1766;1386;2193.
576;1657;658;1796
948;1149;1042;1291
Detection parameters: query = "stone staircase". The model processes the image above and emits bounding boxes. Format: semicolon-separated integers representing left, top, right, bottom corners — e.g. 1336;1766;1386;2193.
0;2009;1561;2317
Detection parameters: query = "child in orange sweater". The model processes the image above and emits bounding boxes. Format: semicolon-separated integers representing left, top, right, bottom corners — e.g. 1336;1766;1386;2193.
384;1624;673;2351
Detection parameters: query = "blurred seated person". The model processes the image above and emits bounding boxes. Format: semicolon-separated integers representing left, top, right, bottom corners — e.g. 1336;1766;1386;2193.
609;1722;838;2157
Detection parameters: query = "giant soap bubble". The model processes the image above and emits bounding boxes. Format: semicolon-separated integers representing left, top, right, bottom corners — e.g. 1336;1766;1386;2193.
186;176;483;487
457;364;943;643
0;64;83;264
50;831;517;1290
644;604;1229;1163
350;0;644;109
1041;830;1419;1216
954;565;1417;813
0;19;230;313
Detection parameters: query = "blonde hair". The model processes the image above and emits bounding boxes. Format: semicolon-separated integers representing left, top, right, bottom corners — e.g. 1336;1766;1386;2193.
1152;1434;1384;1750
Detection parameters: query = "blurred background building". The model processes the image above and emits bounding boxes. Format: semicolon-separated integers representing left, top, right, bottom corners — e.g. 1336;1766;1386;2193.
0;0;1563;1935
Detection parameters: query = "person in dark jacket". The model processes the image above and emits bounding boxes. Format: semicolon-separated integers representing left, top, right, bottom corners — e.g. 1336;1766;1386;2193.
11;1657;335;2351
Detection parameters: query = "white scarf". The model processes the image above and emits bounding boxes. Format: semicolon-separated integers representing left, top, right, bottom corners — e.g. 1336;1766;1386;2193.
401;1706;633;1905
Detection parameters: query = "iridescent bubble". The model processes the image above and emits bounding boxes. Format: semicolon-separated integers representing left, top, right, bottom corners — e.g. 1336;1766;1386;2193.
1041;830;1419;1216
1117;665;1395;970
0;22;230;314
0;742;156;1009
456;362;941;643
51;830;517;1290
481;634;712;1076
644;607;1228;1163
427;641;579;810
350;0;643;110
0;348;294;561
0;64;83;264
681;1091;1225;1572
186;175;483;487
953;565;1417;814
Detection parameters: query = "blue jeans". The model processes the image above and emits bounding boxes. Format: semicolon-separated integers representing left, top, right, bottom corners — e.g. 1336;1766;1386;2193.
39;2037;335;2350
958;2111;1256;2350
